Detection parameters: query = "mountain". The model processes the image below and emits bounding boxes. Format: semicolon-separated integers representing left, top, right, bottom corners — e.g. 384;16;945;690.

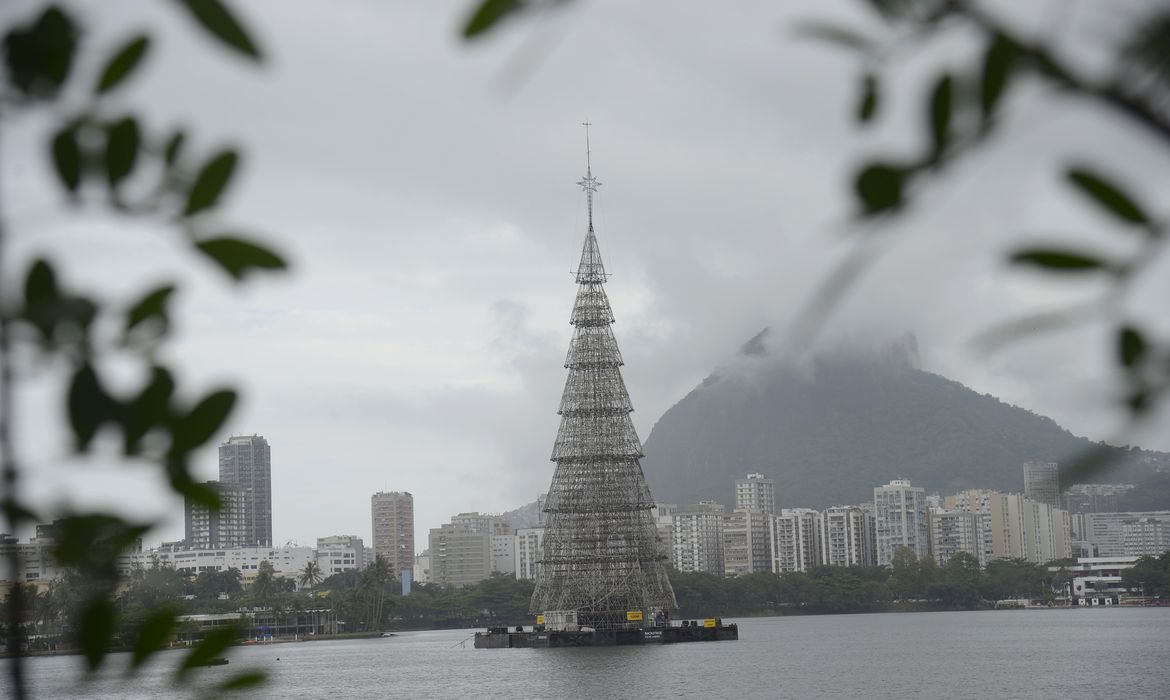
639;333;1170;510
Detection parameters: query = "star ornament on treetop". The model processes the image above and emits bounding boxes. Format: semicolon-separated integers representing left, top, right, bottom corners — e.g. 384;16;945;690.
577;173;601;193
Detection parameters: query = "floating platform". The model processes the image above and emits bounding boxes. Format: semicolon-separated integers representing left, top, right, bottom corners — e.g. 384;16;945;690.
474;622;738;648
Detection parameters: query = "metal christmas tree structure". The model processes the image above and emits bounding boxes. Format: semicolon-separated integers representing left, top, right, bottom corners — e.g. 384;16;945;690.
530;125;678;630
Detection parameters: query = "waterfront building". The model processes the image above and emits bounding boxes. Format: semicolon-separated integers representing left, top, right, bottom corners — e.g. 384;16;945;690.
218;434;272;547
428;512;509;586
184;481;247;550
116;545;315;586
316;535;365;577
651;503;676;561
1023;460;1060;509
370;491;414;580
413;550;431;585
735;473;776;515
491;534;516;575
770;508;820;573
1085;511;1170;557
514;528;545;581
0;532;62;585
723;509;772;576
672;501;726;575
429;521;491;587
1048;556;1141;605
946;489;1071;563
928;507;982;566
818;504;876;567
873;479;929;566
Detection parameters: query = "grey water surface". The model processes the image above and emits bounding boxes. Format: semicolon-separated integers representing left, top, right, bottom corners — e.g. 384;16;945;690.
9;608;1170;699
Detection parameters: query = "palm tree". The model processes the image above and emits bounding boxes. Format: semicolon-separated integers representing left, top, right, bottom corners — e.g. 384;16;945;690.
298;561;324;591
363;556;394;630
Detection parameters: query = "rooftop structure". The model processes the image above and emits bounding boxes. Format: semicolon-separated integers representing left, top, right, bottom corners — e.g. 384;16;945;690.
530;126;677;629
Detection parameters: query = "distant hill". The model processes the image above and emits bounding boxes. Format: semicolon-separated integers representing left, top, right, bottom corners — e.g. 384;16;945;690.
639;333;1170;510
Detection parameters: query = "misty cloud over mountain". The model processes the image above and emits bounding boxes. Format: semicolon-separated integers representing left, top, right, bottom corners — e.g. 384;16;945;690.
640;331;1169;509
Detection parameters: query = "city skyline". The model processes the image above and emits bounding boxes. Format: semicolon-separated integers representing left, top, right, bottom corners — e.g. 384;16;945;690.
10;1;1170;555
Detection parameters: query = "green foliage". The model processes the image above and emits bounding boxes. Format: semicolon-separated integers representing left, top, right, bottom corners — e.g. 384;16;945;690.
1066;168;1151;227
171;0;262;60
96;35;151;94
2;5;77;97
184;150;238;215
1120;551;1170;598
176;626;245;681
0;1;281;695
463;0;527;39
129;608;179;669
195;236;288;280
981;559;1049;600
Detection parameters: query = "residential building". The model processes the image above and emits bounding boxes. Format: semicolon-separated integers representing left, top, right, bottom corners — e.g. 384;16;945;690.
316;535;365;577
0;532;63;584
946;489;1071;563
928;507;982;566
370;491;414;579
413;550;431;585
1020;498;1071;563
873;479;929;566
184;481;247;550
770;508;820;573
723;509;771;576
819;504;876;567
490;534;516;575
428;522;491;587
116;545;315;587
651;503;676;561
1023;460;1060;508
1063;484;1134;515
1085;511;1170;557
218;435;272;547
672;501;726;574
514;527;545;581
735;473;776;515
451;512;511;536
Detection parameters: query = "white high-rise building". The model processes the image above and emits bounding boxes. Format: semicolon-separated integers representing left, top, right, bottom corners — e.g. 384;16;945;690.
514;527;545;581
818;504;876;568
735;473;776;515
873;479;929;566
672;501;726;574
770;508;821;573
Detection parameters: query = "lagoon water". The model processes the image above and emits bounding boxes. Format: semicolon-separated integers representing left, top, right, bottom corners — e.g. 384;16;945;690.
8;608;1170;699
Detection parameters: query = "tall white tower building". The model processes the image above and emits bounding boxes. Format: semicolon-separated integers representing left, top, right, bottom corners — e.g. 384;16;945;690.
873;479;929;566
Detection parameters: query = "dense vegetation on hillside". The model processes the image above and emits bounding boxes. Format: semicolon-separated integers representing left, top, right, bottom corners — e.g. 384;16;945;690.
641;344;1170;509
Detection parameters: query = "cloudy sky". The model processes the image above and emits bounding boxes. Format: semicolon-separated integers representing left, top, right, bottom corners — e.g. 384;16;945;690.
5;0;1170;552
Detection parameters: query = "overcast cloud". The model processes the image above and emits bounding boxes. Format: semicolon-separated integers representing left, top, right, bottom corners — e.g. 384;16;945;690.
4;0;1170;552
